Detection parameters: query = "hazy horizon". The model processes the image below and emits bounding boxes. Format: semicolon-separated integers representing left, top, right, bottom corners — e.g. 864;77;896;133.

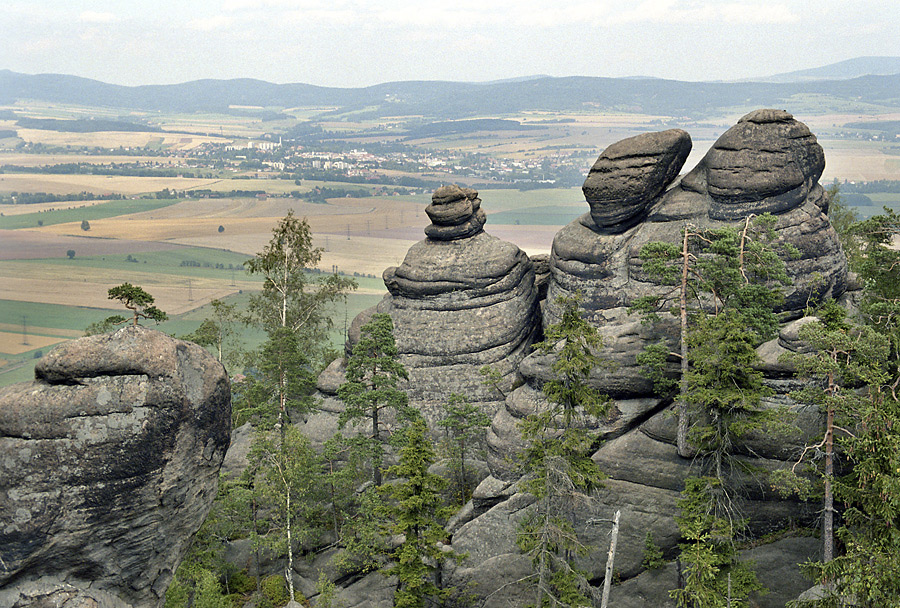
1;1;898;89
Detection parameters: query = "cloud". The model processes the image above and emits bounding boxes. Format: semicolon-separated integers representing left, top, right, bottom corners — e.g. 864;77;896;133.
188;15;233;31
607;0;800;25
79;11;118;23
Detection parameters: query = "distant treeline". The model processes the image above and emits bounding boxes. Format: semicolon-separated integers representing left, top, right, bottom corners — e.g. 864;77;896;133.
842;180;900;193
292;171;440;189
0;129;16;139
16;117;162;133
189;189;267;198
299;187;372;203
0;163;212;178
0;191;124;205
402;119;544;139
843;121;900;134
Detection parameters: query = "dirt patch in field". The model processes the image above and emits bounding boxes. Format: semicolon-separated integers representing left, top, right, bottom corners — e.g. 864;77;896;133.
0;275;239;315
0;230;187;260
0;331;65;355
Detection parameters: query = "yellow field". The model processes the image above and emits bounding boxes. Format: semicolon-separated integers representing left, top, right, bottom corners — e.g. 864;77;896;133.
0;332;66;355
0;199;112;215
0;173;223;195
0;153;189;167
14;128;231;150
0;323;82;338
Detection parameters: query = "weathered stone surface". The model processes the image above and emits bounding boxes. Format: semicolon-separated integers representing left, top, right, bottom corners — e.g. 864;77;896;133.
423;185;487;241
583;129;692;231
0;326;231;608
705;109;825;220
372;212;539;416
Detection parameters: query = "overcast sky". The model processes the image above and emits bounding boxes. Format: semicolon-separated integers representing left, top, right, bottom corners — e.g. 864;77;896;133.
1;0;897;88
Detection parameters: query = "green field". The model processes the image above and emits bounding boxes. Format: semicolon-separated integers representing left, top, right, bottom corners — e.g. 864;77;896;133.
17;247;257;279
0;285;387;388
0;198;180;229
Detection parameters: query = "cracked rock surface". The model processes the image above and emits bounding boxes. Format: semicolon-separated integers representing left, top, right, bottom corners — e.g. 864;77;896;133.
0;326;231;608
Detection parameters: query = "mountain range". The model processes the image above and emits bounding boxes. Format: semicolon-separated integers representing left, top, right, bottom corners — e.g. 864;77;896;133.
1;57;898;120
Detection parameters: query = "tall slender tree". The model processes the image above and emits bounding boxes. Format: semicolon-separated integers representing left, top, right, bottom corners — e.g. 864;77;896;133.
517;295;609;608
338;312;412;486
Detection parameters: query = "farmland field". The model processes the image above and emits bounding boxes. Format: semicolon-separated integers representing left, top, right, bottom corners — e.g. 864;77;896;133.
3;100;900;388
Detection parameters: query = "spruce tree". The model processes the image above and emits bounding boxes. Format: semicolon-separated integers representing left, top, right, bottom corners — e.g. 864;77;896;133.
517;295;608;608
380;418;460;608
338;312;412;486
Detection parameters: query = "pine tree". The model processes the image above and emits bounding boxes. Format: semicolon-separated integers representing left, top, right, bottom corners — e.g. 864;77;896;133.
380;418;460;608
439;393;491;504
517;295;608;608
338;312;412;486
670;477;764;608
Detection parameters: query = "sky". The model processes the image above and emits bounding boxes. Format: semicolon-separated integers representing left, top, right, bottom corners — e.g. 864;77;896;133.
1;0;898;88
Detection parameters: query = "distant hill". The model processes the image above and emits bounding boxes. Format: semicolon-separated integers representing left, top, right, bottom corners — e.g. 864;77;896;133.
1;65;899;120
751;56;900;83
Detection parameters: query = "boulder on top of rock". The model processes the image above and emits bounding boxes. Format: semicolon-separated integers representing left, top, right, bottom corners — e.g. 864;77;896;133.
0;326;231;608
424;184;487;241
582;129;691;232
703;109;825;220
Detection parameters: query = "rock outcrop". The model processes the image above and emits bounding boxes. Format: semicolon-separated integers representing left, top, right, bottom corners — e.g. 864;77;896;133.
322;184;540;424
0;326;231;608
446;110;845;607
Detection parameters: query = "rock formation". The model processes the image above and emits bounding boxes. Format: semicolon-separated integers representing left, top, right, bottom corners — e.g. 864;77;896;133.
444;110;845;607
0;326;231;608
318;184;540;424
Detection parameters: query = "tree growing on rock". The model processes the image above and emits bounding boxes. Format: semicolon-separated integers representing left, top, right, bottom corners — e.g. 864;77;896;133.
338;312;412;486
438;392;491;505
517;295;609;608
104;283;167;327
380;417;461;608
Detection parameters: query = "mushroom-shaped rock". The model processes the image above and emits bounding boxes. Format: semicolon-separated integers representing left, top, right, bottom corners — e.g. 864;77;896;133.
0;326;231;608
704;109;826;220
582;129;691;232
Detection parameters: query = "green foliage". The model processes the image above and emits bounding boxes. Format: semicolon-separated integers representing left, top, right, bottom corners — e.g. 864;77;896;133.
825;181;860;262
80;218;90;231
670;477;765;608
315;572;346;608
686;309;785;480
84;314;127;336
439;393;491;504
245;210;355;341
183;299;242;367
517;295;608;608
233;327;318;428
380;418;462;608
249;425;324;584
66;249;75;259
642;531;666;570
106;283;167;326
338;312;411;486
260;574;290;607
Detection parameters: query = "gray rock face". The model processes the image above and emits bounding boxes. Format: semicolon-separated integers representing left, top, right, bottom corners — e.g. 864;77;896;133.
0;326;231;608
343;188;540;422
424;184;487;241
458;111;839;606
583;129;692;232
704;109;825;220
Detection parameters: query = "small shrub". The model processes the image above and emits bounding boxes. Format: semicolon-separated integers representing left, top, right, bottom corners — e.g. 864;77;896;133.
218;225;225;233
642;531;666;570
260;574;289;607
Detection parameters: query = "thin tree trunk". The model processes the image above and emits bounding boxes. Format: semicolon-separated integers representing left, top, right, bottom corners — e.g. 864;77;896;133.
286;489;295;603
824;399;835;563
372;406;382;486
600;510;621;608
678;227;690;458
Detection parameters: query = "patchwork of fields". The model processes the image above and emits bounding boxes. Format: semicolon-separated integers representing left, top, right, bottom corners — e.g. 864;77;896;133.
2;104;900;387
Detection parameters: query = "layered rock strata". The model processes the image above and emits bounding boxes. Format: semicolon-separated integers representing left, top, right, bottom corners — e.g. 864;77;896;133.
459;110;844;607
320;185;540;423
0;326;231;608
